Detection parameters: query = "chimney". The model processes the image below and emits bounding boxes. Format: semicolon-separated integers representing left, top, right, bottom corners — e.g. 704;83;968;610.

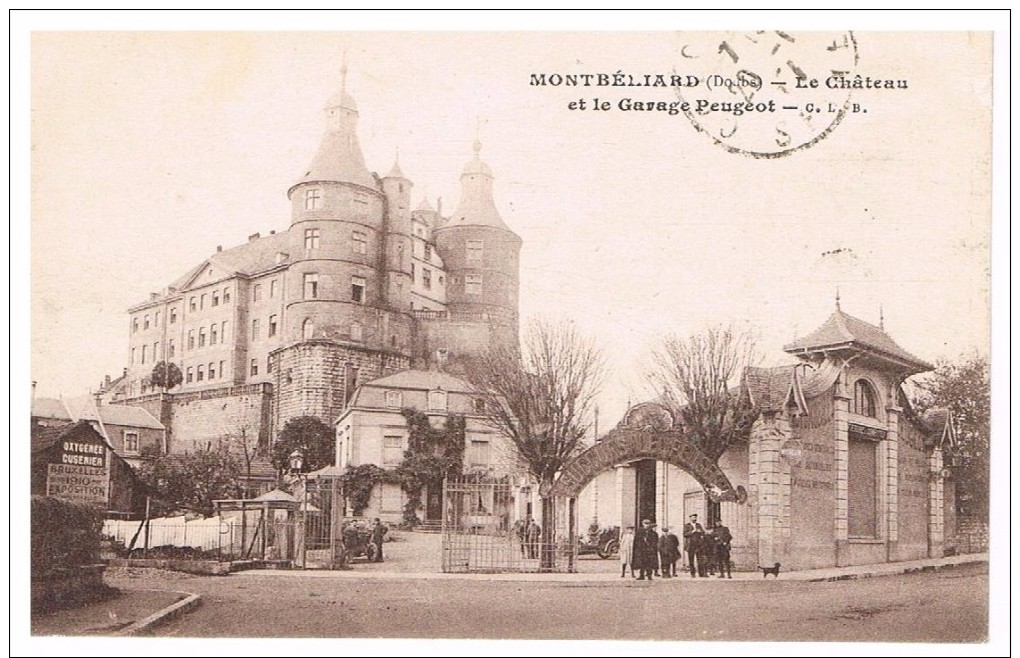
270;230;276;235
122;367;127;377
150;292;158;300
104;374;111;387
435;348;449;370
216;245;223;252
248;232;261;242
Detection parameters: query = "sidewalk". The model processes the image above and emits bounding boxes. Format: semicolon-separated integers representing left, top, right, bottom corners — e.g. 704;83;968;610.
235;551;987;583
31;588;194;636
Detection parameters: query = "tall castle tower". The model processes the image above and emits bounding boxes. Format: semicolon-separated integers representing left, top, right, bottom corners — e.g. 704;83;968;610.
433;140;522;355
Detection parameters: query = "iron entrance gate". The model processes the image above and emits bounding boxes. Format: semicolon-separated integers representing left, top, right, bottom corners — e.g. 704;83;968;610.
442;476;577;573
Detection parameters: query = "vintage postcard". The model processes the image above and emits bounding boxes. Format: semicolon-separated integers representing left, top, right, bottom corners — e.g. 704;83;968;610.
16;11;1005;656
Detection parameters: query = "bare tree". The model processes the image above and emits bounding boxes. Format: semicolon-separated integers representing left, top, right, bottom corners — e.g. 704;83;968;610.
465;319;606;566
646;325;759;462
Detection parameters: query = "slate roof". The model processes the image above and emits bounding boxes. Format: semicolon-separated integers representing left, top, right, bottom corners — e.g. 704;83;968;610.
33;398;164;430
362;369;474;394
743;365;797;411
783;310;932;372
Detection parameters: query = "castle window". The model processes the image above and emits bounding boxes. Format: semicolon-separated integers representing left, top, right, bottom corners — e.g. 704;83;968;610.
220;360;225;379
385;391;402;408
383;435;404;466
221;321;228;341
210;324;218;345
304;228;320;250
198;327;206;347
269;315;278;338
422;268;432;290
251;319;259;341
197;365;205;382
411;263;415;278
186;367;193;384
466;274;482;295
467;239;483;263
304;273;319;299
124;432;139;453
351;276;366;303
848;435;879;538
130;348;135;365
212;290;220;307
252;284;262;302
468;440;491;468
302;318;314;340
267;357;273;374
270;279;277;298
350;322;363;341
201;294;206;309
852;380;878;418
352;231;367;254
141;345;147;364
155;311;160;326
170;308;177;324
304;188;322;211
223;288;231;304
250;359;258;376
353;191;369;217
424;243;432;261
187;330;195;350
208;362;216;380
153;342;160;359
144;315;150;330
168;339;175;358
428;389;447;412
132;318;139;333
190;297;197;312
439;275;444;286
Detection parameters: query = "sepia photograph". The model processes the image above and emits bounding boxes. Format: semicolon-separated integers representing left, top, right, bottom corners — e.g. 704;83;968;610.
14;10;1007;656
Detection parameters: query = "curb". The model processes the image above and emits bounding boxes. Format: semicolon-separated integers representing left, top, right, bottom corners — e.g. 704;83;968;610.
115;591;202;636
806;556;987;583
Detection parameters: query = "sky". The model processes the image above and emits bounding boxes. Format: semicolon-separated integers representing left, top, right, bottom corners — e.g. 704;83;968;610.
27;30;993;429
13;10;1009;658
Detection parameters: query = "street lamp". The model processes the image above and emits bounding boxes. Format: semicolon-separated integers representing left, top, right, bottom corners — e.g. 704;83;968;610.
289;449;307;568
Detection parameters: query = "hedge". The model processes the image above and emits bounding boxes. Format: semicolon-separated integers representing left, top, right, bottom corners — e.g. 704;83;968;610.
31;496;104;577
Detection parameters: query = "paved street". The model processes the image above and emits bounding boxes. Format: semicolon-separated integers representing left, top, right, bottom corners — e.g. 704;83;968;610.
111;562;988;642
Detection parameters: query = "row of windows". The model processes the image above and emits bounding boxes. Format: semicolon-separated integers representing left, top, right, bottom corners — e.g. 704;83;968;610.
303;228;368;254
382;390;486;413
188;287;232;313
130;343;161;366
251;279;278;303
381;433;490;467
186;322;229;350
303;188;372;213
186;360;228;384
302;273;366;302
251;315;279;341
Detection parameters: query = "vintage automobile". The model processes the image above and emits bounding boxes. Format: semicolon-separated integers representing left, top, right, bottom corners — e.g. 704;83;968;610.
577;523;620;559
340;520;386;562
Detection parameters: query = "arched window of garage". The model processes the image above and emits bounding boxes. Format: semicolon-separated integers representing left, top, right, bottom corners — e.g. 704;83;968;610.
852;379;878;418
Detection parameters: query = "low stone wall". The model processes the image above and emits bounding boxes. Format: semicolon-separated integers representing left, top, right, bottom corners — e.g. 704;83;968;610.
107;558;233;575
31;564;110;612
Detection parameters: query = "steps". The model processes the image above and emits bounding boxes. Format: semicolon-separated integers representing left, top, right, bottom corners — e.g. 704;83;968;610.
413;521;443;534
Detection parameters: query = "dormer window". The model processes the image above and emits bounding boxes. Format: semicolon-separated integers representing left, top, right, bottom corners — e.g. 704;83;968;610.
428;389;448;412
304;188;322;211
852;379;878;418
385;390;402;408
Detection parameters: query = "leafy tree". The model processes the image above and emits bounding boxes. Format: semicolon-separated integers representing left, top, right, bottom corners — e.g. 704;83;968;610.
271;416;335;473
911;353;990;520
465;319;605;567
394;411;465;525
646;325;760;462
149;361;183;391
138;446;244;516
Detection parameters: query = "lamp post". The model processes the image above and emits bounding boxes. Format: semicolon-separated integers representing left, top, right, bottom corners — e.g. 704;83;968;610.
289;449;307;569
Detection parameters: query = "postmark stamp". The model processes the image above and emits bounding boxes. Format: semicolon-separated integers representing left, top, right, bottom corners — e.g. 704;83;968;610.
676;31;859;158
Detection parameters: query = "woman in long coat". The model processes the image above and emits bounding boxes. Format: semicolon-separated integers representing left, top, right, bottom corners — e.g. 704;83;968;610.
618;525;635;578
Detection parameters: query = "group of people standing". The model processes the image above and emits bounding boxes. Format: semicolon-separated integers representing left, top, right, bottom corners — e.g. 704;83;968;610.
619;513;732;580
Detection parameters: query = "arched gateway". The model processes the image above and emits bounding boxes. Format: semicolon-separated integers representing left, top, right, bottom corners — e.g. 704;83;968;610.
543;403;747;504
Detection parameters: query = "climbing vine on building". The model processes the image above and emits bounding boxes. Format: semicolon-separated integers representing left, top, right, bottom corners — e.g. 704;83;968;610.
394;410;466;525
339;464;400;517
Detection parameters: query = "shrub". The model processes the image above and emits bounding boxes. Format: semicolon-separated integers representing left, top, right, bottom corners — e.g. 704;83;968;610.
31;496;104;577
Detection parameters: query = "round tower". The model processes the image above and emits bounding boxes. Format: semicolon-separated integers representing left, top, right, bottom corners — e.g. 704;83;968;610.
380;156;414;313
434;140;522;350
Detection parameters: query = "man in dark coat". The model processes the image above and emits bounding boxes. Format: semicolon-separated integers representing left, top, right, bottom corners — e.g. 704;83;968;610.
659;526;681;577
683;513;706;577
712;521;733;579
633;519;659;580
370;518;387;562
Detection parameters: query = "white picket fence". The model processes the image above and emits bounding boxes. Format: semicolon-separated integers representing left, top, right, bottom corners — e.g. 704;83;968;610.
102;516;236;553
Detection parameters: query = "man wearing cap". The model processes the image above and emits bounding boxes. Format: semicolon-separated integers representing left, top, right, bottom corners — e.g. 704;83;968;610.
683;513;706;577
633;519;658;581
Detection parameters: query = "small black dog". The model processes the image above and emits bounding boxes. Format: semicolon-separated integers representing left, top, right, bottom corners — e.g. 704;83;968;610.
759;562;781;578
